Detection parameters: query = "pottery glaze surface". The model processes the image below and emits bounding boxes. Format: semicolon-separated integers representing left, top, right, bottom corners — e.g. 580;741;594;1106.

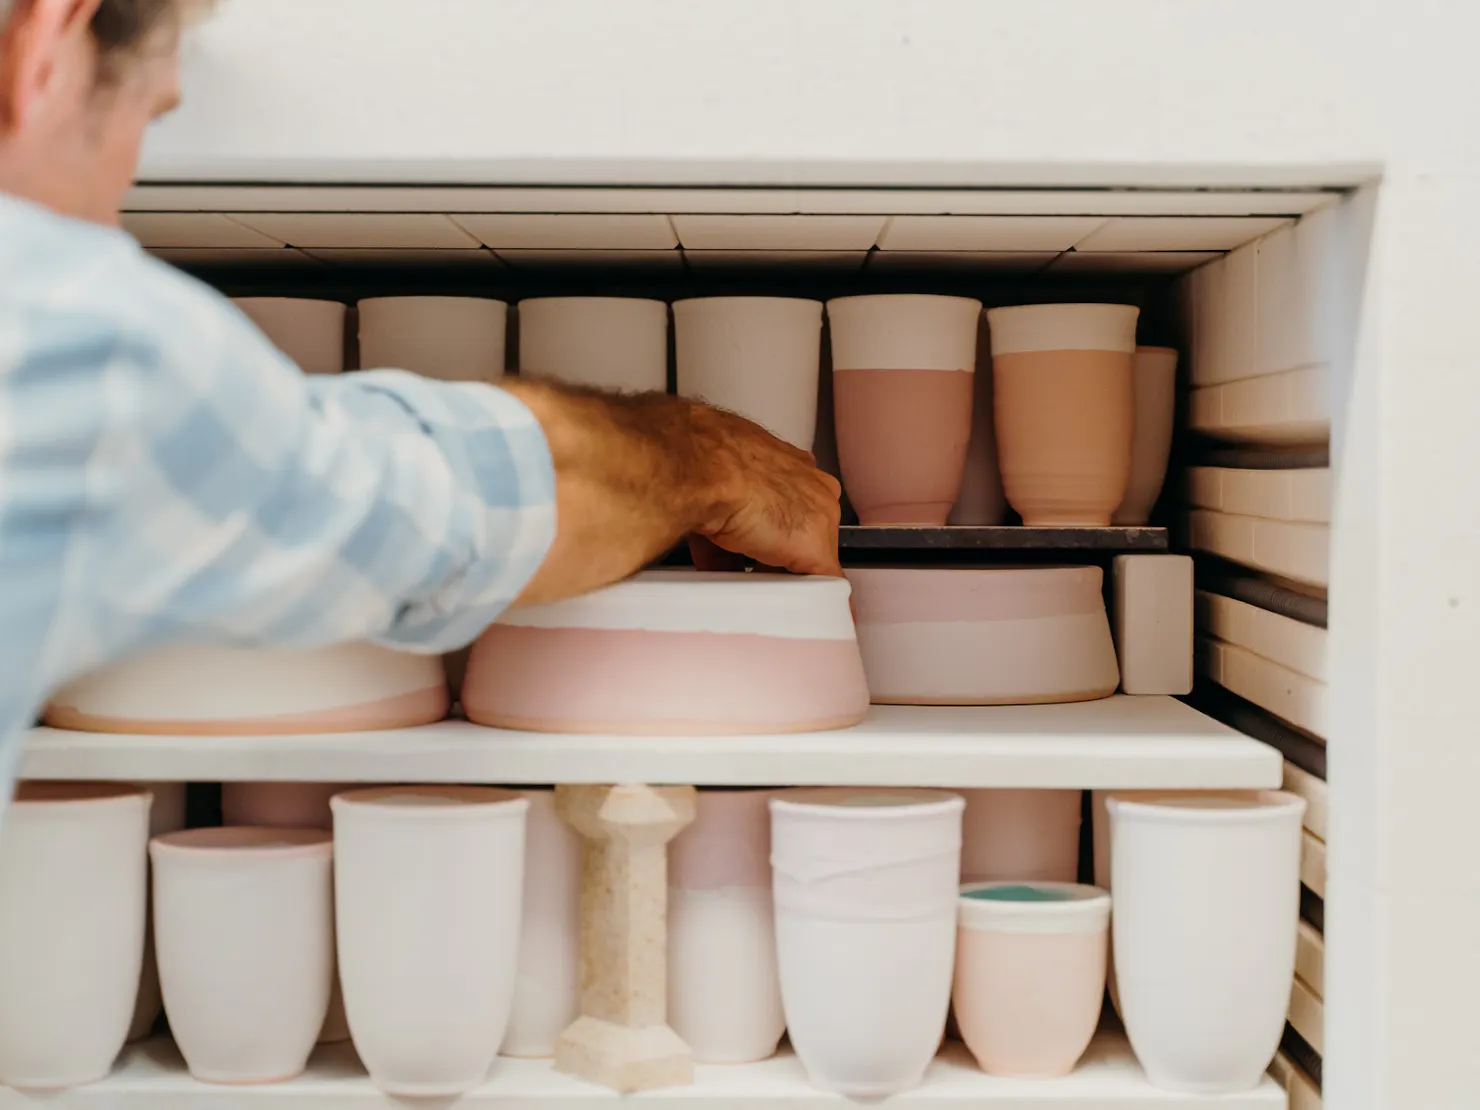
846;566;1119;705
953;882;1109;1078
464;571;868;734
232;298;345;375
674;297;823;449
988;303;1138;526
1113;347;1181;525
769;788;963;1098
500;789;582;1059
357;296;507;381
829;295;980;526
151;828;333;1085
668;790;784;1064
1108;791;1305;1094
332;786;528;1097
960;789;1082;883
519;298;668;393
46;643;448;735
0;783;151;1090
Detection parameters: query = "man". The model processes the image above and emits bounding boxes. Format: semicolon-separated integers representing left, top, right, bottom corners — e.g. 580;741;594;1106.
0;0;842;793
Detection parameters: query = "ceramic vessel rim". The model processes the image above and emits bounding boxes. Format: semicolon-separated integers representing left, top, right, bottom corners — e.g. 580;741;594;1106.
331;784;529;815
673;295;823;309
1106;789;1306;823
12;781;149;806
518;295;668;309
151;826;332;857
957;881;1110;934
357;295;507;308
770;786;965;818
825;293;984;312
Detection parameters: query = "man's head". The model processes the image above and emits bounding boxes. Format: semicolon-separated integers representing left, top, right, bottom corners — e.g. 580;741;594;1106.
0;0;198;225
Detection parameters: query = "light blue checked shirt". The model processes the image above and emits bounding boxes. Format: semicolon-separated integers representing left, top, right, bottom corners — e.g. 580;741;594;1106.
0;194;557;787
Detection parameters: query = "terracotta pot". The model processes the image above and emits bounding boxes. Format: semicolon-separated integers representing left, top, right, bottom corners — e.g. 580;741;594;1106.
987;303;1138;526
357;296;506;381
953;882;1109;1077
518;298;668;393
151;828;334;1084
127;782;188;1043
499;789;581;1059
674;297;822;448
828;295;980;525
949;316;1006;525
1113;346;1180;525
770;788;963;1098
45;643;448;735
669;790;784;1063
960;789;1082;883
232;298;345;375
463;570;868;735
846;566;1120;704
220;782;353;1044
1109;791;1305;1094
0;783;151;1090
332;786;529;1097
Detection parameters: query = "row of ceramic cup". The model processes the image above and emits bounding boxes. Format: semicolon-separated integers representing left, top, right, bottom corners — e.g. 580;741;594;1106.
0;781;1304;1098
234;294;1176;529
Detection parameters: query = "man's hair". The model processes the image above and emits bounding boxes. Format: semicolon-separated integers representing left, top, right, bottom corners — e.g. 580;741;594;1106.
2;0;204;73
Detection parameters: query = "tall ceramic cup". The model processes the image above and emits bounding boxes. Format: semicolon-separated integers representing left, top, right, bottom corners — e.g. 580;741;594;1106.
151;828;334;1084
519;298;669;393
233;298;345;375
770;788;963;1097
1113;346;1180;525
987;303;1138;526
829;295;980;525
357;297;507;381
0;783;151;1090
1108;791;1306;1094
127;782;187;1043
332;786;528;1097
221;782;353;1044
953;882;1109;1077
674;297;823;449
499;789;581;1058
669;789;785;1063
960;789;1081;884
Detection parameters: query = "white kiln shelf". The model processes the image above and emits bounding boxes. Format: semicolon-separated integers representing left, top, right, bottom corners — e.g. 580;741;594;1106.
0;1034;1284;1108
22;696;1280;789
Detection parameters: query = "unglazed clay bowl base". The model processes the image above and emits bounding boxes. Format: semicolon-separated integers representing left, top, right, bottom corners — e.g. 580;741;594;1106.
45;685;448;735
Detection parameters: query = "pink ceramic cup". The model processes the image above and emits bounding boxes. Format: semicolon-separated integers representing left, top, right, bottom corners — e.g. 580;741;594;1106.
952;881;1109;1078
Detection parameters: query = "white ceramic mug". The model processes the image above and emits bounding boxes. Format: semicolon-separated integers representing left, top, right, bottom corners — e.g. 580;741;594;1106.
518;297;669;393
770;788;963;1097
357;296;507;381
669;789;784;1063
0;782;151;1089
1109;790;1306;1093
499;789;581;1058
152;827;334;1084
333;786;528;1097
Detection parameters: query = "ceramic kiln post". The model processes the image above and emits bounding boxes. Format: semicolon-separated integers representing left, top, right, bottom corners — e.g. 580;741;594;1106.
554;783;697;1092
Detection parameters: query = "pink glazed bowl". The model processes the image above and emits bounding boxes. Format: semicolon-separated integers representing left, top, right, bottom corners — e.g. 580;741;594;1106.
953;881;1110;1078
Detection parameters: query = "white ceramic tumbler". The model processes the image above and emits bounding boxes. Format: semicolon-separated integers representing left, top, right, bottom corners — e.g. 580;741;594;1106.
669;789;784;1063
960;789;1082;883
499;789;581;1058
233;298;345;375
127;782;187;1043
1108;791;1306;1094
674;297;823;449
357;297;507;381
151;828;334;1084
221;782;352;1044
0;783;151;1090
518;297;669;393
333;786;528;1097
770;788;963;1097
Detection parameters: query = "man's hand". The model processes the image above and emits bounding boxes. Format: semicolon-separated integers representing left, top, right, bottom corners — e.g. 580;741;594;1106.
500;380;843;605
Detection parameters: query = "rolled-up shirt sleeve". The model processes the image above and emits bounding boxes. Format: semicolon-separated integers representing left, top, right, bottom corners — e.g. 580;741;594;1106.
18;242;555;676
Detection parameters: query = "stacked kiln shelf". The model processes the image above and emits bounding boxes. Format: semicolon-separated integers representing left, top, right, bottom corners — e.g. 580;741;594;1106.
22;696;1281;789
0;1034;1284;1109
